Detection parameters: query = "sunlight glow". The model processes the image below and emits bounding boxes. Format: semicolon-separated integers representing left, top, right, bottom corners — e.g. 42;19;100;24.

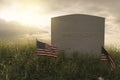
0;5;51;27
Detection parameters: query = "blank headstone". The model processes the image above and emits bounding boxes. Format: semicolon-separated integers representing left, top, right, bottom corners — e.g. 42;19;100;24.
51;14;105;56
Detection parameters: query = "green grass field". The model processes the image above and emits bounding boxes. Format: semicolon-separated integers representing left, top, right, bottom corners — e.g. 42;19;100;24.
0;40;120;80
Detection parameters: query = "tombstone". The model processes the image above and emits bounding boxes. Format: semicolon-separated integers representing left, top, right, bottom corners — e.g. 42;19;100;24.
51;14;105;56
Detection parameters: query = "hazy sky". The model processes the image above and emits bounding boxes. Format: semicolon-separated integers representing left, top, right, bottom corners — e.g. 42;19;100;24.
0;0;120;46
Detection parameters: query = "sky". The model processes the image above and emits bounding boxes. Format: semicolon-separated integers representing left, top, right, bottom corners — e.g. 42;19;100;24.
0;0;120;46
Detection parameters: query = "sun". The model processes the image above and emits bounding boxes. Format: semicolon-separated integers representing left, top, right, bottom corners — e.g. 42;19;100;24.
0;5;51;27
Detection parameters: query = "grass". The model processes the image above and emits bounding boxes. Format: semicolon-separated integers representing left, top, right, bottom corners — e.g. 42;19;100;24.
0;40;120;80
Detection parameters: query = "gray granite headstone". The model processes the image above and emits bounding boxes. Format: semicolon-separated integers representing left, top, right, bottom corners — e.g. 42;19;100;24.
51;14;105;56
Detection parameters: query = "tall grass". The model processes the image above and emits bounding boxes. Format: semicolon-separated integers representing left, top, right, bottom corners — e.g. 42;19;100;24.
0;40;120;80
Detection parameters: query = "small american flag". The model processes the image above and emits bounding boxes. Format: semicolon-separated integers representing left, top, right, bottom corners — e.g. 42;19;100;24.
101;47;116;71
36;40;57;57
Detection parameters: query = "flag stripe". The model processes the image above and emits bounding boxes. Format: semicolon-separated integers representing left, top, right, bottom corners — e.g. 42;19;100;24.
37;53;57;57
108;55;116;68
36;40;57;57
101;47;116;71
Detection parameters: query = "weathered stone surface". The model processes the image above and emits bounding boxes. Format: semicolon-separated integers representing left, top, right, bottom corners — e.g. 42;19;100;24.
51;14;105;56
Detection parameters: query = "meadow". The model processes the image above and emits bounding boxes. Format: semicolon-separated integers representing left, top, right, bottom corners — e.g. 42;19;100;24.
0;40;120;80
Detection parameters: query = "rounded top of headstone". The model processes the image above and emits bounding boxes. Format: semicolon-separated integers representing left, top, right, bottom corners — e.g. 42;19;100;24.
52;14;105;20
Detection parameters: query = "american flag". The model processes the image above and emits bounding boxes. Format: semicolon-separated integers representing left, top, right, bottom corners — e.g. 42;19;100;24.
36;40;57;57
101;47;116;71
